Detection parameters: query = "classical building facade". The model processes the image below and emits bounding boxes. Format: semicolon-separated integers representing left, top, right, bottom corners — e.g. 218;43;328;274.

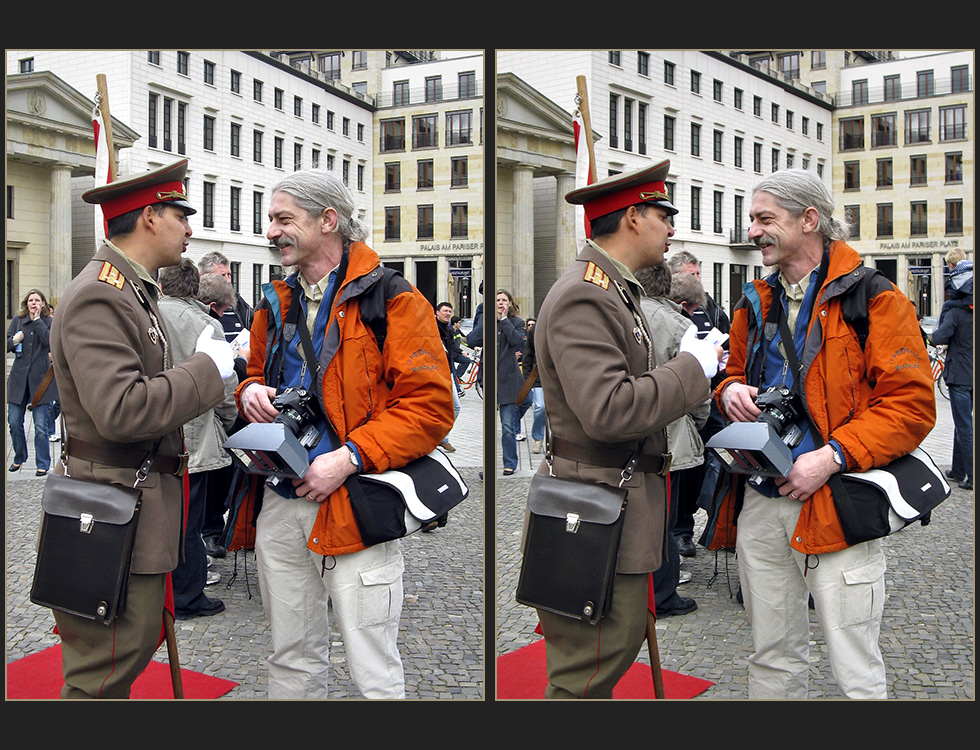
6;50;484;325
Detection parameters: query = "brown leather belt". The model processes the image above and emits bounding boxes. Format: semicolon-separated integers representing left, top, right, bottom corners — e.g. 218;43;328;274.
66;437;189;476
551;436;672;476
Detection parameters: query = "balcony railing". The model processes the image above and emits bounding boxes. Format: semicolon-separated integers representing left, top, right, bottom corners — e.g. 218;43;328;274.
376;80;483;109
837;74;973;107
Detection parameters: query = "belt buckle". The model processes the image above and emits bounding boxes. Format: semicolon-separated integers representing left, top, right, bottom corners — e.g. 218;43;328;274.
660;452;673;476
176;452;190;476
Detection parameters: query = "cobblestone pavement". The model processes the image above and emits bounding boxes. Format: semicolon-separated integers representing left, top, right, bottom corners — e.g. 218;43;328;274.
6;370;486;700
494;383;975;699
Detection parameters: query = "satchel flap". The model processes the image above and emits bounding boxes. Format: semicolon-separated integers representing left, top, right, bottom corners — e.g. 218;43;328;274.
41;474;141;526
357;449;468;521
841;447;950;521
526;473;627;525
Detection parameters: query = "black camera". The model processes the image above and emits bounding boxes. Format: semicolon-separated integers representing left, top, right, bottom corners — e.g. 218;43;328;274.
224;387;323;481
706;386;806;482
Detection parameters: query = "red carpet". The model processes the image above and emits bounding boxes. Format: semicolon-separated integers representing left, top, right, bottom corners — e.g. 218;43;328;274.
6;644;238;699
497;638;714;699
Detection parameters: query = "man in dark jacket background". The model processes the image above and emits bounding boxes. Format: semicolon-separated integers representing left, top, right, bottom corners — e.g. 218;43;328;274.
929;248;973;490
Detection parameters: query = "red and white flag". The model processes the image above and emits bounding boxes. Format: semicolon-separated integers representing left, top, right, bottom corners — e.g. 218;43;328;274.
92;99;111;248
572;110;593;251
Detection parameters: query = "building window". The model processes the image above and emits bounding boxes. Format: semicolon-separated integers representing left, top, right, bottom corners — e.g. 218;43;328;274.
385;207;400;241
753;95;762;117
916;70;935;97
230;70;241;94
319;52;341;79
385;163;400;192
884;74;901;101
608;51;621;66
905;109;931;144
840;117;864;150
393;80;410;106
637;52;649;77
771;148;779;172
663;115;675;151
771;103;779;123
844;161;860;190
638;102;647;155
734;136;743;168
425;75;443;102
664;60;675;86
459;71;476;98
177;102;186;155
275;88;283;110
203;181;214;228
910;202;928;236
713;79;723;102
734;194;744;238
253;79;263;102
802;116;809;135
778;52;800;79
940;105;966;141
253;192;263;234
418;159;434;190
946;199;963;234
690;186;701;231
691;122;701;157
786;110;794;130
413;114;437;149
713;190;723;233
609;94;619;149
293;143;302;171
876;158;893;188
753;142;762;173
872;113;897;147
417;205;434;240
253;130;263;163
876;203;893;238
274;136;283;168
451;203;468;238
146;52;159;67
734;87;743;109
691;70;700;94
381;119;405;152
177;51;189;76
204;60;214;85
910;155;927;185
162;97;172;151
293;96;302;118
945;152;962;183
811;51;826;69
230;123;240;157
230;187;240;232
845;205;860;239
312;149;320;169
451;156;468;187
951;65;969;93
713;129;723;162
624;98;633;152
852;79;868;105
203;115;215;151
446;111;472;146
148;94;158;148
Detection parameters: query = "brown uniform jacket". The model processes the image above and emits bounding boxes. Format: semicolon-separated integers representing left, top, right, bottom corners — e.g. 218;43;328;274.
529;242;711;573
50;244;226;573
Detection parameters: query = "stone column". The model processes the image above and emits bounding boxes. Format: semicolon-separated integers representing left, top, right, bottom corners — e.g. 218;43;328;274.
512;164;535;314
555;172;577;278
49;164;73;306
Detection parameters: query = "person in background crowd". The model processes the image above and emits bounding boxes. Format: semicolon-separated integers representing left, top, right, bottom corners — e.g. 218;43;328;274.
520;317;545;454
158;259;238;619
496;289;532;476
7;289;58;475
929;248;973;491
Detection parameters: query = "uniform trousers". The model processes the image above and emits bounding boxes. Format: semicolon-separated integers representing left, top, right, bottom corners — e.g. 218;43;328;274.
54;572;167;698
537;572;648;699
736;485;888;699
255;492;406;699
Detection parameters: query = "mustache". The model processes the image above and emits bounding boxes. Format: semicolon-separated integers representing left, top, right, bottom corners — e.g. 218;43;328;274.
753;236;775;249
271;238;294;249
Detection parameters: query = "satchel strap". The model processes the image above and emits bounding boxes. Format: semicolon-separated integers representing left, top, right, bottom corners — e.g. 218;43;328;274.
65;436;182;478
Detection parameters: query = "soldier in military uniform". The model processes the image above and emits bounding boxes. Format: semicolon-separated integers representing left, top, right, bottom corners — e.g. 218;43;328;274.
48;159;234;698
528;161;723;698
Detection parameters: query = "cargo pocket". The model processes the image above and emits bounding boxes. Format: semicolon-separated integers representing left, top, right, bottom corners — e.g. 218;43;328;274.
357;551;405;629
840;554;886;627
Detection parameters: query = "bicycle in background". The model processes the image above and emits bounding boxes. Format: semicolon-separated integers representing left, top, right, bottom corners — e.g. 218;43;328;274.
928;344;949;400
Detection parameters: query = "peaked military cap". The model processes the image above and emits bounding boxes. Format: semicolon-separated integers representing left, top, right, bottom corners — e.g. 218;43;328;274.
83;159;196;220
565;159;677;221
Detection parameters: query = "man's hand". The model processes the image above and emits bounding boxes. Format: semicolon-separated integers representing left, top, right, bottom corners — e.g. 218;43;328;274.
292;447;358;502
721;382;761;423
240;382;279;423
195;327;235;378
774;445;840;502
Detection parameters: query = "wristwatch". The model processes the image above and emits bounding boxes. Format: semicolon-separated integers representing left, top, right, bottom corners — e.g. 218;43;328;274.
346;444;360;470
828;442;844;472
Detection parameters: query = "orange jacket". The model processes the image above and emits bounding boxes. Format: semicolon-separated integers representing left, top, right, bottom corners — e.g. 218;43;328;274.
709;241;936;555
235;242;454;556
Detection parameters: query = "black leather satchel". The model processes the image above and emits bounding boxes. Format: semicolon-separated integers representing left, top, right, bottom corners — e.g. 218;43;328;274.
516;436;644;625
30;437;159;626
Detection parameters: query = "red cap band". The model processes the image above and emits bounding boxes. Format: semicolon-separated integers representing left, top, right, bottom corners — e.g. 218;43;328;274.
582;180;671;222
100;180;189;221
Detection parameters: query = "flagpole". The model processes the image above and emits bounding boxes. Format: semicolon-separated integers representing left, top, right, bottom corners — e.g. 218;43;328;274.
575;73;666;700
96;74;116;181
575;76;597;183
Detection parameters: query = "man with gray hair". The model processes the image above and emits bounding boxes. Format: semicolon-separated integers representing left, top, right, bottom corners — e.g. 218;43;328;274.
708;169;935;698
236;168;453;698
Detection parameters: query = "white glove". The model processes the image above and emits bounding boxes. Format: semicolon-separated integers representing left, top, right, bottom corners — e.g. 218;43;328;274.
195;327;235;379
679;324;720;380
